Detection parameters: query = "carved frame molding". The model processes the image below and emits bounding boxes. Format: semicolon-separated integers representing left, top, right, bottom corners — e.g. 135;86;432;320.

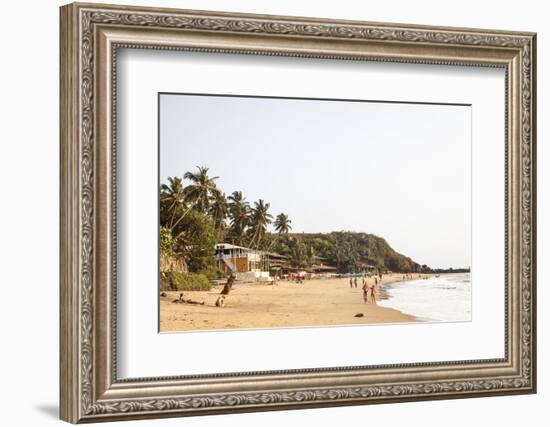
60;2;536;423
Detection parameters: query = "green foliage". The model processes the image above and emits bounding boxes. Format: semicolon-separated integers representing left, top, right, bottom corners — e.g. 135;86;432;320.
202;265;228;280
173;210;218;274
209;190;229;240
159;199;218;276
159;226;175;256
182;166;220;214
159;177;185;230
264;231;421;274
170;272;211;291
274;213;292;234
287;239;311;268
247;199;273;248
227;191;250;246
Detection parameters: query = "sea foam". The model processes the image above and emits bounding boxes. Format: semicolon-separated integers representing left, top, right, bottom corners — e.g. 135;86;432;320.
377;273;471;322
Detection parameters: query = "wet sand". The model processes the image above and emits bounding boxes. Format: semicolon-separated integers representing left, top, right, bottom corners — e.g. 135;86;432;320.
160;273;423;332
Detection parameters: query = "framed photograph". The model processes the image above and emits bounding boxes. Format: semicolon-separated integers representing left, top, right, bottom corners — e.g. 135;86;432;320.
60;2;537;423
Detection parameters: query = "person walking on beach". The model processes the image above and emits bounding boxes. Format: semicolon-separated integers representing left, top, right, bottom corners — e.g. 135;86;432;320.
374;276;378;286
362;281;369;303
354;277;358;288
370;283;377;304
349;277;353;288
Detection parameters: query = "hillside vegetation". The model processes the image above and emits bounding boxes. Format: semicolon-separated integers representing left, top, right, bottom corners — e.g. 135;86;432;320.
268;231;425;274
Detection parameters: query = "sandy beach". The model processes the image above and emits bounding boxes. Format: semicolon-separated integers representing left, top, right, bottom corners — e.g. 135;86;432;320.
160;273;423;332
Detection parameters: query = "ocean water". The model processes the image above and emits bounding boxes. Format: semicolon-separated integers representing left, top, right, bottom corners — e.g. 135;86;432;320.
377;273;471;322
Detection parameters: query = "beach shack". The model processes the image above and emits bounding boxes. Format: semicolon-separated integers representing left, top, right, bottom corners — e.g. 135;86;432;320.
215;243;271;282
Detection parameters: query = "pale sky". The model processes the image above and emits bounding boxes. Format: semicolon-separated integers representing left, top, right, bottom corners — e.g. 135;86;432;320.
160;93;471;269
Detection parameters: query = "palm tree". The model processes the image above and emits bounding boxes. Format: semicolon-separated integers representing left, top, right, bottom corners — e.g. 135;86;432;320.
228;191;250;245
183;166;219;214
160;176;185;228
248;199;273;248
209;190;228;240
305;243;317;266
274;213;292;234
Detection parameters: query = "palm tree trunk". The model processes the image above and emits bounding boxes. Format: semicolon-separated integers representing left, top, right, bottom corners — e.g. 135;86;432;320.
169;200;198;231
168;201;179;228
220;274;236;295
248;229;258;249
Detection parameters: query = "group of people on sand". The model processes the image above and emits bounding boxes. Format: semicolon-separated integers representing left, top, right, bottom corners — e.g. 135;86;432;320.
349;276;377;304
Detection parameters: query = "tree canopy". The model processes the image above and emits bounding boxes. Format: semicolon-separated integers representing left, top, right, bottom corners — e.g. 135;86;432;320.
160;166;426;277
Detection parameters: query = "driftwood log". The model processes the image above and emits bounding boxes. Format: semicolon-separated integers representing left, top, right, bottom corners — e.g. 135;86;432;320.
172;292;204;305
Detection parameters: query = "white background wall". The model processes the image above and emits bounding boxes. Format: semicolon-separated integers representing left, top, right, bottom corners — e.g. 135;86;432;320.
0;0;546;425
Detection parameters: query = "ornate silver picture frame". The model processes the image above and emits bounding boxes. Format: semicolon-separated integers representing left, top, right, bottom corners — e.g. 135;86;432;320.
60;2;536;423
